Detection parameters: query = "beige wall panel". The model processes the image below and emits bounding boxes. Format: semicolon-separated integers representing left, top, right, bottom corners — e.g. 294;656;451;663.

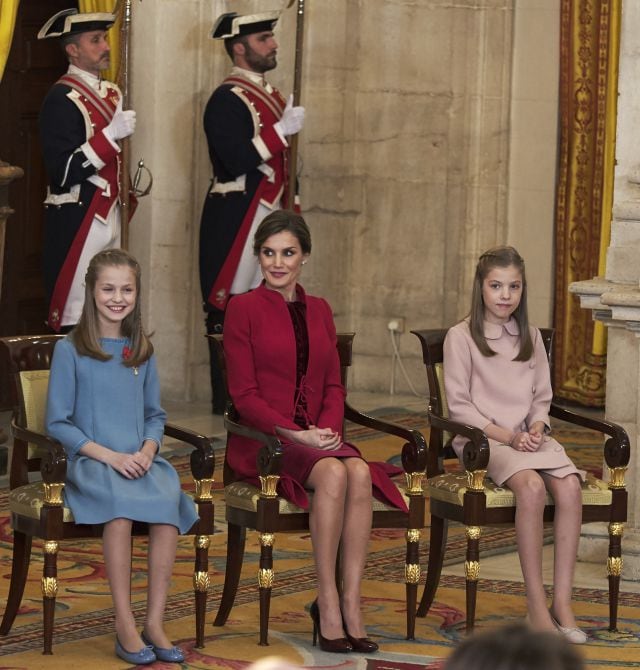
127;0;561;399
507;0;558;330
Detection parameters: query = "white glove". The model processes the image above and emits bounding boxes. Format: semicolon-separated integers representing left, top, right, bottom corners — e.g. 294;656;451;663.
274;94;305;137
104;98;137;142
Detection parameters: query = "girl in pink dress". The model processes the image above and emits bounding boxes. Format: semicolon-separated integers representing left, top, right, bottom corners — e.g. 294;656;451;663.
444;246;586;643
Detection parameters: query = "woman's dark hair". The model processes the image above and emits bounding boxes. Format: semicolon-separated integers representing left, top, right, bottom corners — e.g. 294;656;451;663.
469;245;533;361
253;209;312;256
443;624;584;670
72;248;153;367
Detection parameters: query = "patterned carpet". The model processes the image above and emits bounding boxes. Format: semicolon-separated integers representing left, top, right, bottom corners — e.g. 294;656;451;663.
1;411;639;668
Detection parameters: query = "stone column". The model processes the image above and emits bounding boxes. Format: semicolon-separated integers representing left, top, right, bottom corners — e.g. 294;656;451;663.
569;2;640;581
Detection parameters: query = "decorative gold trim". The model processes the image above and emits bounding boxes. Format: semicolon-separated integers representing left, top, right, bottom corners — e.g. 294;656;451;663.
607;556;623;577
194;478;214;501
554;0;619;406
609;522;624;537
466;470;486;491
598;629;637;642
259;475;279;498
406;529;421;543
193;571;210;592
405;563;421;584
258;568;274;588
405;471;425;495
41;576;58;598
608;467;626;490
260;533;275;547
43;541;59;555
466;526;482;540
465;560;480;581
194;535;210;549
43;482;64;505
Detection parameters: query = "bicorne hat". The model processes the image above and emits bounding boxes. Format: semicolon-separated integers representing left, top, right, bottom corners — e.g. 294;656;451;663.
211;11;280;40
38;8;115;40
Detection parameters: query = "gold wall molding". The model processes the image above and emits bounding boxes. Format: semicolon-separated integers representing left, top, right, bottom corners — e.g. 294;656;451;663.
554;0;620;406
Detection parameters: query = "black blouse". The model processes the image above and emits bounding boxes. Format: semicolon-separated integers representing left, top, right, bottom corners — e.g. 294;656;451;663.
287;299;310;428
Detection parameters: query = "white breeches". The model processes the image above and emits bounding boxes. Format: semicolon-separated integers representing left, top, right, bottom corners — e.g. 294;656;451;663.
61;204;121;327
229;202;275;295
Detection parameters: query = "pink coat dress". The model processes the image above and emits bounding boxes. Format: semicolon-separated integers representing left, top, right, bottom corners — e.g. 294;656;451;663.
443;318;584;486
223;283;407;511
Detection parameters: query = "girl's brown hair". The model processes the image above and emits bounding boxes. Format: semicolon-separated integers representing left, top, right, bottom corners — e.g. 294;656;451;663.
469;245;533;361
72;249;153;366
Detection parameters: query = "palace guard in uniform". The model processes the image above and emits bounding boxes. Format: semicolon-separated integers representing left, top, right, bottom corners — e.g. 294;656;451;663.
199;10;305;412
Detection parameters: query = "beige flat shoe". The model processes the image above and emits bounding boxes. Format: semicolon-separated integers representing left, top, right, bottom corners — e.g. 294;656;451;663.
549;613;587;644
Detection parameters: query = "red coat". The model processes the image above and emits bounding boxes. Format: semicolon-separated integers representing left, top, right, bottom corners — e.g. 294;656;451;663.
223;283;406;510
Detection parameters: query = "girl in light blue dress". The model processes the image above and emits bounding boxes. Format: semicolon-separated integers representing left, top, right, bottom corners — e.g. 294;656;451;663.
46;249;196;665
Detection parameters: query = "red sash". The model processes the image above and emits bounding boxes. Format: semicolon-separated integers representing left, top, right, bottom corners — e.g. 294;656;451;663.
47;76;120;331
207;181;266;310
207;76;288;310
223;75;286;119
57;74;118;123
47;190;108;331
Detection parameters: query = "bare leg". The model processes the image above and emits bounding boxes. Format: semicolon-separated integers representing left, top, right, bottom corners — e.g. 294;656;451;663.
144;523;179;649
542;473;582;629
103;518;145;651
305;458;348;640
339;458;373;637
505;470;555;632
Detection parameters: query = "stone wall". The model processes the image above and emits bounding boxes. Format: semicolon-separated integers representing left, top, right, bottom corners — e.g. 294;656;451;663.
129;0;560;401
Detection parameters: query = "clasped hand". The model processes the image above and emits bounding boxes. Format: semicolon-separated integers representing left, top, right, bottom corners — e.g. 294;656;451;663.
299;424;341;451
509;430;543;452
110;449;152;479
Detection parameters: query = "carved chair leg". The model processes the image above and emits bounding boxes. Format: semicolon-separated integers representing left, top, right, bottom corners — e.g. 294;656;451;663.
405;527;421;639
193;530;211;648
0;531;32;635
258;532;275;646
417;516;448;617
464;525;481;633
607;522;624;632
42;539;60;655
214;523;246;626
190;465;214;644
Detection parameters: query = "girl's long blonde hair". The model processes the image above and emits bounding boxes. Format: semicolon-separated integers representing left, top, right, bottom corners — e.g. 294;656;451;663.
72;249;153;366
469;245;533;361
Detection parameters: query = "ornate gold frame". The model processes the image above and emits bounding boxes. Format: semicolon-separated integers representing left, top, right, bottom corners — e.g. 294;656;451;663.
554;0;621;406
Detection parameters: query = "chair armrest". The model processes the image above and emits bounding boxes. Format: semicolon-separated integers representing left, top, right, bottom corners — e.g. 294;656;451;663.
13;419;67;484
344;402;427;473
549;404;630;469
164;422;216;480
223;412;283;476
428;412;490;472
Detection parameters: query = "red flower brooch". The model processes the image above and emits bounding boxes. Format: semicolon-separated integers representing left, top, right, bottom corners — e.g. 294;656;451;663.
122;345;139;375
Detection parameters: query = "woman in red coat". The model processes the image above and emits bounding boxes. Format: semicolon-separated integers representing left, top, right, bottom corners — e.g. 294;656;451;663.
224;210;406;654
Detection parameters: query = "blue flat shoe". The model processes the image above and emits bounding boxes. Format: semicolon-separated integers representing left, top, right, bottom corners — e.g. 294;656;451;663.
141;631;185;663
115;637;156;665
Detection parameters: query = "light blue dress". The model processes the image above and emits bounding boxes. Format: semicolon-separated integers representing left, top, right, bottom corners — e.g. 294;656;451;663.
45;337;198;533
